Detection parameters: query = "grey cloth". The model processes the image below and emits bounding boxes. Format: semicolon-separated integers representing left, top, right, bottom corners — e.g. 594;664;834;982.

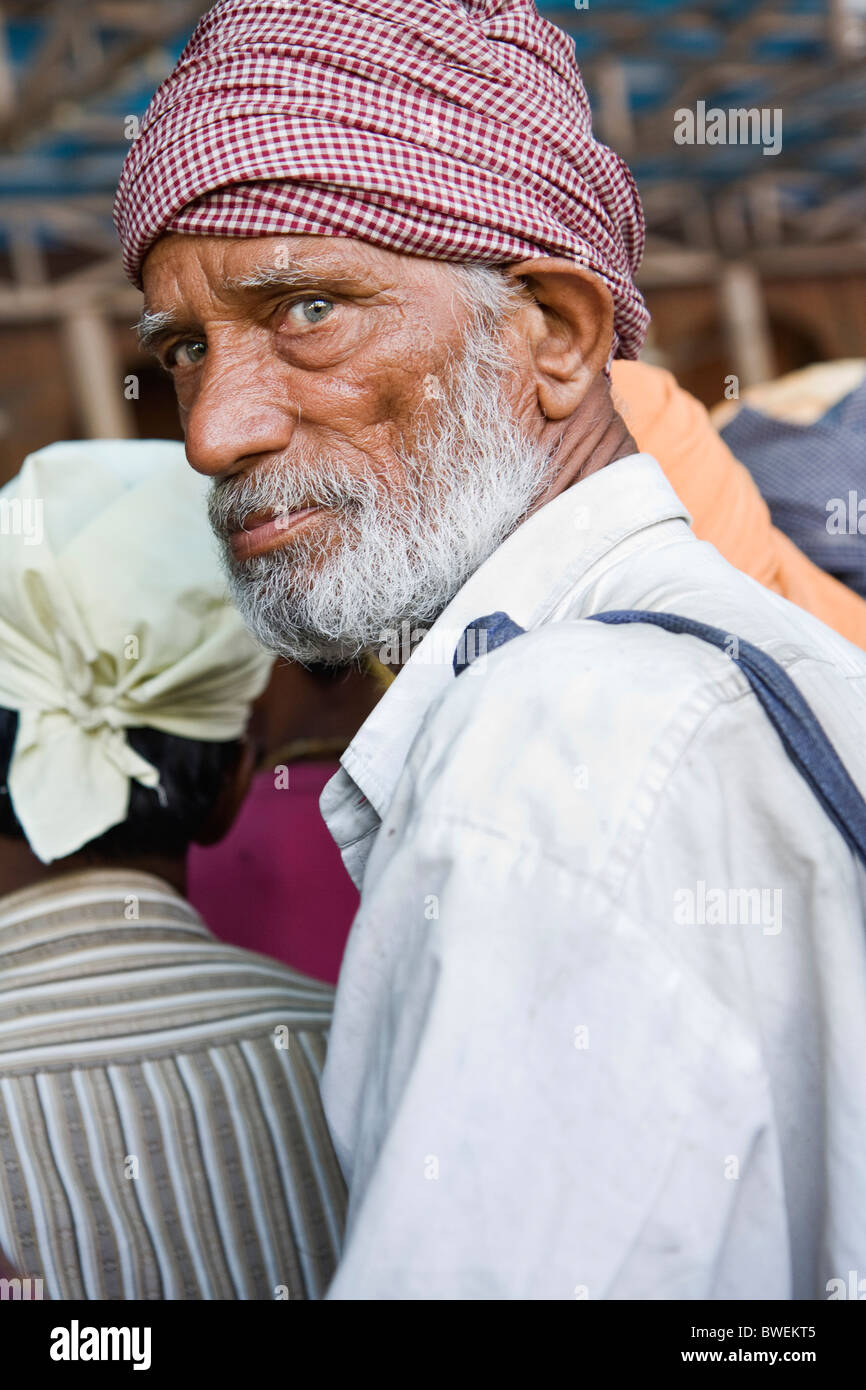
721;380;866;599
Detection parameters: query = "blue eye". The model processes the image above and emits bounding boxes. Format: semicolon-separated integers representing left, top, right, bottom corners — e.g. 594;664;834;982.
290;297;334;326
169;339;206;367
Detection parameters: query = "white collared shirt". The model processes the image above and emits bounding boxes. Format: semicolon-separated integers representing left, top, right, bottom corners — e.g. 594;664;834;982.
320;453;866;1300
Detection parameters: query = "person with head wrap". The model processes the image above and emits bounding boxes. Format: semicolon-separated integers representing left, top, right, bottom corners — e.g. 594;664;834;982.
115;0;866;1300
0;440;346;1300
115;0;866;646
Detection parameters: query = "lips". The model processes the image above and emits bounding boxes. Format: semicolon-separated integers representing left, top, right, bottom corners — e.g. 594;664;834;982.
229;505;323;560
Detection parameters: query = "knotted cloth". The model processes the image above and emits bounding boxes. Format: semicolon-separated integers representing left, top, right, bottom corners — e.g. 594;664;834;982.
114;0;648;358
0;440;274;863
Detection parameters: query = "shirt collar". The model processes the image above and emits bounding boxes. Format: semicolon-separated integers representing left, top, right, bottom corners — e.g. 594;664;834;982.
0;868;203;944
321;453;690;845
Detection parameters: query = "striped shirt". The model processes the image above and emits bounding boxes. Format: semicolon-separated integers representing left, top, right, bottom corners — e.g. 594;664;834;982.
0;869;346;1300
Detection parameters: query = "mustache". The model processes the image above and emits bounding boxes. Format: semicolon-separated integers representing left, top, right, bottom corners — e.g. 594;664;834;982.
207;455;379;536
206;361;470;542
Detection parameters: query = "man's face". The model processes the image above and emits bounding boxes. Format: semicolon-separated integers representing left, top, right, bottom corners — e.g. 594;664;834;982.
141;234;554;664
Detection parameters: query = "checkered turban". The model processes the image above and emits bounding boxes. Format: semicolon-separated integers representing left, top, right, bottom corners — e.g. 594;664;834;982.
114;0;649;358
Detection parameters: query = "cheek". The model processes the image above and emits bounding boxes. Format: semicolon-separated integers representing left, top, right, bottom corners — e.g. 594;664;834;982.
310;355;435;445
374;338;458;425
496;354;537;427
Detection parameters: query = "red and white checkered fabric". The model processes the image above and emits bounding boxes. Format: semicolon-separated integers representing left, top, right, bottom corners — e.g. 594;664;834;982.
114;0;648;358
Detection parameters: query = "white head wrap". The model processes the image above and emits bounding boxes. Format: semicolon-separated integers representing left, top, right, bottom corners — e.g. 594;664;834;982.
0;439;274;863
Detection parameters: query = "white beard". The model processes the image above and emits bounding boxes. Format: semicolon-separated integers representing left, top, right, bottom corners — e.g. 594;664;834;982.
207;315;556;666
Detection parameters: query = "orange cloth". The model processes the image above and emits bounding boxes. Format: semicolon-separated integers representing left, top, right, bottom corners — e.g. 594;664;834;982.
610;359;866;650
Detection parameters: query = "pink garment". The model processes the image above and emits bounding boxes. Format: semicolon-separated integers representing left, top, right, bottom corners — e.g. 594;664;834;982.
187;760;356;983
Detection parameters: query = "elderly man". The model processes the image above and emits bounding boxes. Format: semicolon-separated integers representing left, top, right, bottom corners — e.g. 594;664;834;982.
116;0;866;1299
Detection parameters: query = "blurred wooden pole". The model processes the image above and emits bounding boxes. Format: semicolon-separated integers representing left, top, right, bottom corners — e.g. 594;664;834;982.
0;9;14;121
61;308;133;439
828;0;865;58
718;262;777;389
749;180;782;246
595;60;635;155
7;227;47;286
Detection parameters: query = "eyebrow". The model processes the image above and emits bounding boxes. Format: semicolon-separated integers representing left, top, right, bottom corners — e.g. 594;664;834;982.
135;259;375;354
134;308;185;354
223;262;370;294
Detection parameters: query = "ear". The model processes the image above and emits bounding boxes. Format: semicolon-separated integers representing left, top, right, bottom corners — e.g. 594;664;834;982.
503;258;615;420
193;736;257;847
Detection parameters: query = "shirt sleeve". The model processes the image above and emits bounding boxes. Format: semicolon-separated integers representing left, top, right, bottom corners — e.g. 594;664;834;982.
324;806;787;1301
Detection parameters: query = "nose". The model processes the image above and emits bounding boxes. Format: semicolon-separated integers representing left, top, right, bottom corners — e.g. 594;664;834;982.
183;343;297;479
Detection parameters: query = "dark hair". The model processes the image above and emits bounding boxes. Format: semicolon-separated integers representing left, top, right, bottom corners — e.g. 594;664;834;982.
0;708;242;861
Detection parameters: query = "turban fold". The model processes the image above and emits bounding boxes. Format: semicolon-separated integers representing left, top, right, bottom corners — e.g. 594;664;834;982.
115;0;648;358
0;440;273;863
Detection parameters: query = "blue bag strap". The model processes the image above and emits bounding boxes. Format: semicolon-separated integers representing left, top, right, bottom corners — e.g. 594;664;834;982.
454;608;866;871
